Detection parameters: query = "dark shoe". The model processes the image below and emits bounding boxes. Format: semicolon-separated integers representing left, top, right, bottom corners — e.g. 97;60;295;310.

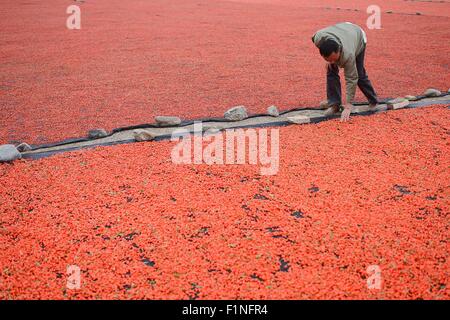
324;105;340;116
368;103;378;111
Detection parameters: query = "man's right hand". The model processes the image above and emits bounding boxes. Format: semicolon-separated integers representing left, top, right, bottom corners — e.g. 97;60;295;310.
340;103;353;122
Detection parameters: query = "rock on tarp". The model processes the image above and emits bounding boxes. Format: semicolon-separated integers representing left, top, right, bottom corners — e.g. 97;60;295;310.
224;106;248;121
0;144;22;162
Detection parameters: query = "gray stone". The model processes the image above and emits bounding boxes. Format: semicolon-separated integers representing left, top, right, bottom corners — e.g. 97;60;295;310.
224;106;248;121
204;128;221;135
88;128;108;139
387;97;409;110
388;97;407;103
267;105;279;117
286;115;311;124
155;116;181;127
404;95;418;101
133;129;156;142
0;144;21;162
423;88;441;97
203;124;222;132
16;142;32;152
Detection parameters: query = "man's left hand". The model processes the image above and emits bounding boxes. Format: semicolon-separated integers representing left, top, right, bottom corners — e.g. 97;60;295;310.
340;103;353;122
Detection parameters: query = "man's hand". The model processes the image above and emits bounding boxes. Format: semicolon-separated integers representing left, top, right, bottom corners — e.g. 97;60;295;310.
340;103;353;122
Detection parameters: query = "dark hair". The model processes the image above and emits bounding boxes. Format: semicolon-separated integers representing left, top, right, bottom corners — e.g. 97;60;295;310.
319;39;340;57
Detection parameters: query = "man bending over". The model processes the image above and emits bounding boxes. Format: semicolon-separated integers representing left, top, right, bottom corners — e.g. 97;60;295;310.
312;22;378;121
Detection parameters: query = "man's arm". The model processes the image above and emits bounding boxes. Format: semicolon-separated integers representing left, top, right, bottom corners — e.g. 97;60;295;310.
343;55;358;104
341;55;358;121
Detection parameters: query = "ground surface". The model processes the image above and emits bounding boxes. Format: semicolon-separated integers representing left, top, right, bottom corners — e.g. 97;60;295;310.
1;106;449;299
1;0;449;144
1;0;449;300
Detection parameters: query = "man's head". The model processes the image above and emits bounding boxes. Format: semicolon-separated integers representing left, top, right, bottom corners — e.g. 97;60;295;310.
319;39;340;63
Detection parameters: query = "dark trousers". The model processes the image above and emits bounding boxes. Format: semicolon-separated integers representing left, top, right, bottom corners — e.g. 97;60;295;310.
327;46;378;106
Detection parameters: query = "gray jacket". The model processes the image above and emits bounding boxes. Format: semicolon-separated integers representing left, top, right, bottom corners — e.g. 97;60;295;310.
312;22;366;103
